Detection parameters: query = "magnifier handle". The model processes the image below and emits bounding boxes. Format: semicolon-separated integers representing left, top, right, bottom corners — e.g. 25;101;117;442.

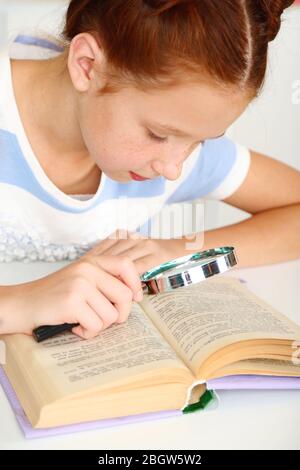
33;323;79;343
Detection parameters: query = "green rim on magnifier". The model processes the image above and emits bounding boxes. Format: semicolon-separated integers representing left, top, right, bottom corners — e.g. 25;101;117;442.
140;247;235;282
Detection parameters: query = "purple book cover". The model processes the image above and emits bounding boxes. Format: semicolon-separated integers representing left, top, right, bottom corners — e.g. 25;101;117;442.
0;366;181;439
1;366;300;440
206;375;300;390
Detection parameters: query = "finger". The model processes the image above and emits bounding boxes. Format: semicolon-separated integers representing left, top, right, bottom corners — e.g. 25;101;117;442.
100;238;141;256
98;230;148;256
89;229;135;255
132;254;158;275
94;255;143;301
91;266;138;321
89;237;117;256
127;231;148;240
79;258;139;316
112;241;150;263
84;281;130;327
71;303;104;340
88;229;130;256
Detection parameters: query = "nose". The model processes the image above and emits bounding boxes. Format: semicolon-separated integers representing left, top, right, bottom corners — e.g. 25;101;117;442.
152;159;184;181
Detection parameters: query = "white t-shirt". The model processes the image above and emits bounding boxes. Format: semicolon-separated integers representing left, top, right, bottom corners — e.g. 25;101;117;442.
0;33;250;262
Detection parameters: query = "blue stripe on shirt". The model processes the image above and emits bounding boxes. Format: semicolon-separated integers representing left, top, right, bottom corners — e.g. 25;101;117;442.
0;130;166;213
14;35;64;53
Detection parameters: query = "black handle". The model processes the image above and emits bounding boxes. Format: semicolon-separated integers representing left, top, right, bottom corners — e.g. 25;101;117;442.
33;323;79;342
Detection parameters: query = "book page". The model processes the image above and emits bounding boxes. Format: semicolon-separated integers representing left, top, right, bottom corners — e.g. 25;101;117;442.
212;358;300;377
3;302;192;400
140;277;300;376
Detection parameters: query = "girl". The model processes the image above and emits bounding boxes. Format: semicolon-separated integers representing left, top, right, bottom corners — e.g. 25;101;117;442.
0;0;299;339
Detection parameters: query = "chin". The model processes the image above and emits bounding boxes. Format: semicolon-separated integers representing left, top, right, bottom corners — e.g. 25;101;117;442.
106;173;131;183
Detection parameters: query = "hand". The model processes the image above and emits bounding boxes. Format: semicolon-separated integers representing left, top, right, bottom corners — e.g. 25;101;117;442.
3;254;143;339
88;229;189;275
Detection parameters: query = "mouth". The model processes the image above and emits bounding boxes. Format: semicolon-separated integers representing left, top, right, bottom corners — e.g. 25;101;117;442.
129;171;150;181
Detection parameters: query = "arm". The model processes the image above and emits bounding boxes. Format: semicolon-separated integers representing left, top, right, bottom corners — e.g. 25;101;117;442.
198;150;300;267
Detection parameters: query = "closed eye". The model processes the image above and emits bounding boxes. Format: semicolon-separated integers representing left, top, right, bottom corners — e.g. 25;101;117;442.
147;129;168;143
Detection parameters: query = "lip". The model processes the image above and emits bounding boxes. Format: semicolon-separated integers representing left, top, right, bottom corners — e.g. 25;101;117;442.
129;171;150;181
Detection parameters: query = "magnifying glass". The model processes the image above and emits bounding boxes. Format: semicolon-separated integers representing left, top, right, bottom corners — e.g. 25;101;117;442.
33;246;237;342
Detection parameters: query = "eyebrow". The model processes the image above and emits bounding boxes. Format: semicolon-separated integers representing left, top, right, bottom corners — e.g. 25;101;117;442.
149;122;226;140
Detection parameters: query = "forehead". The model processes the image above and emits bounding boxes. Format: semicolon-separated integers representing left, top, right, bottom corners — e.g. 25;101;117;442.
123;81;250;139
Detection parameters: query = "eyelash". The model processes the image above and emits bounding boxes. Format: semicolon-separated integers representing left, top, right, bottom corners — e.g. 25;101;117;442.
147;130;168;143
147;129;204;147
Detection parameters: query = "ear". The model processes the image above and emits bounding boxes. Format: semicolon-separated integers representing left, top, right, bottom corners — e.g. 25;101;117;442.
67;33;106;93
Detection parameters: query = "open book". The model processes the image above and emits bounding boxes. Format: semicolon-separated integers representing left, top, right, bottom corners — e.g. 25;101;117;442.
1;277;300;429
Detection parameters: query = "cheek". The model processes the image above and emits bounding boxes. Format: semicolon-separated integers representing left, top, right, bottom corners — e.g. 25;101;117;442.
78;99;152;170
117;137;152;168
81;119;151;170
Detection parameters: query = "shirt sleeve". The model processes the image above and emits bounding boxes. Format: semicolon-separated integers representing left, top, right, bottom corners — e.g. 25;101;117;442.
203;138;251;200
165;135;251;204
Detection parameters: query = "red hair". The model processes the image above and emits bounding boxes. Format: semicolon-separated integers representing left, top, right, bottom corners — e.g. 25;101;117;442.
63;0;294;97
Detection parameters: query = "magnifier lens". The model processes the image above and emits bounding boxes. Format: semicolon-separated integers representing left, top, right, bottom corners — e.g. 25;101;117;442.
140;247;237;288
140;252;193;282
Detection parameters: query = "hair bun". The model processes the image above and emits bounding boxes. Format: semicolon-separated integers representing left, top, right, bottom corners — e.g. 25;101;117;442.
260;0;294;42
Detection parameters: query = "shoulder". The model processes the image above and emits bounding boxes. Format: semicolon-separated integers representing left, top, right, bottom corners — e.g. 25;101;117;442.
9;32;64;60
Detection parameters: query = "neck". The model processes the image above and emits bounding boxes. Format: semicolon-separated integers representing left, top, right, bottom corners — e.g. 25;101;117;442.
26;53;87;158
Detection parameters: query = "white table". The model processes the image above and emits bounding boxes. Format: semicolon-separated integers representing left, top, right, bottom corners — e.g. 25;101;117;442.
0;259;299;450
